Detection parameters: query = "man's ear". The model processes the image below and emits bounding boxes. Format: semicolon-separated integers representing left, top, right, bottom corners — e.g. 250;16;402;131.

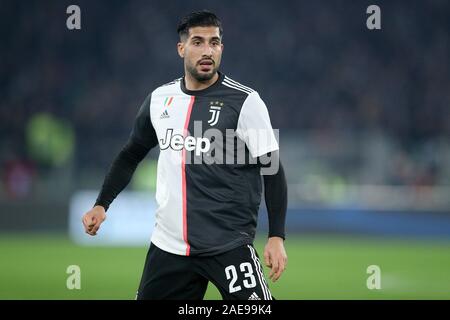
177;42;185;58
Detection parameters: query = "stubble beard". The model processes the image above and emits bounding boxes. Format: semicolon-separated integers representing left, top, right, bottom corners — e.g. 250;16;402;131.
186;61;219;82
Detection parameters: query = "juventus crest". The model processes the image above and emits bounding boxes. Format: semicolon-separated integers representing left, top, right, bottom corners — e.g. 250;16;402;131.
208;103;222;126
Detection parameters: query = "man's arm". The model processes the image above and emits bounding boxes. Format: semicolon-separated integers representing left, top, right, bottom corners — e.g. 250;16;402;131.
82;94;158;236
264;160;287;240
261;154;288;282
93;139;151;211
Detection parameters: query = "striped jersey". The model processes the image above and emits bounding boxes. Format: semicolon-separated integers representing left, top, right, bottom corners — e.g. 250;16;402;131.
130;72;279;256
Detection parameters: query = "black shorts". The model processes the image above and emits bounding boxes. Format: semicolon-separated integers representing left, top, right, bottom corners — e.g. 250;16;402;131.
136;242;273;300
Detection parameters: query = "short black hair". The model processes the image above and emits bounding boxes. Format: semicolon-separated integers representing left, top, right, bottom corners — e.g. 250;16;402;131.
177;10;223;40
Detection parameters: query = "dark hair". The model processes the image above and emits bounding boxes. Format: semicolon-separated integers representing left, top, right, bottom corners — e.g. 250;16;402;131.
177;10;223;40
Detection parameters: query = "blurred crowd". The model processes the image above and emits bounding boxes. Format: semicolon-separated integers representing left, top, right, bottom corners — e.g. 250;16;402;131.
1;0;449;199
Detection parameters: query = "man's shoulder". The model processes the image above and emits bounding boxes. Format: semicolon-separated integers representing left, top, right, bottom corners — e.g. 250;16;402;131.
151;77;183;96
220;74;258;97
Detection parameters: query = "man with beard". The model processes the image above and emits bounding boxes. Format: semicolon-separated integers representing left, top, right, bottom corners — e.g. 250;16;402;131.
82;10;288;300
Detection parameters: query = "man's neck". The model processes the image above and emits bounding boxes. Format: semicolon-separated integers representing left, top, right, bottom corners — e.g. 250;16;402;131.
184;71;219;91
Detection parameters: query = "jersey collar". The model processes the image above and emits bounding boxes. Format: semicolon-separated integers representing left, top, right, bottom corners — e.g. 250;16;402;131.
180;71;225;96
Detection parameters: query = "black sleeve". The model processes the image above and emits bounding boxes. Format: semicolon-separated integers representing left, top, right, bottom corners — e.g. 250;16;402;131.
94;94;158;211
262;157;288;240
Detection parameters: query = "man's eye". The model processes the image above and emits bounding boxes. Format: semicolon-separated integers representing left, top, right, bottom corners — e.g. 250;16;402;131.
193;41;201;46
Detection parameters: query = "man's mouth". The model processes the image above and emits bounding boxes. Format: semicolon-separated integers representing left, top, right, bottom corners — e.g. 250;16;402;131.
198;59;214;71
198;59;214;66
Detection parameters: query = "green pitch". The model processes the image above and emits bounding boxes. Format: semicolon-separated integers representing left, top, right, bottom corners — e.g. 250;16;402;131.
0;234;449;299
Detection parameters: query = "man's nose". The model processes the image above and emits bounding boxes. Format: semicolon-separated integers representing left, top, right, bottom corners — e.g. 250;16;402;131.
202;44;214;56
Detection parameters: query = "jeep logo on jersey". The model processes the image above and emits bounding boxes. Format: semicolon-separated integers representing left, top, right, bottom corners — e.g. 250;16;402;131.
160;129;210;156
208;101;223;126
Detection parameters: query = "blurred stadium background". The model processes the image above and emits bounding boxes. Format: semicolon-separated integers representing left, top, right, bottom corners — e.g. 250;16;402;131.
1;0;449;299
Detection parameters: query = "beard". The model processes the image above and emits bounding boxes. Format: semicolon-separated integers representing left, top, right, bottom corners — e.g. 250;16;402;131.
186;60;219;82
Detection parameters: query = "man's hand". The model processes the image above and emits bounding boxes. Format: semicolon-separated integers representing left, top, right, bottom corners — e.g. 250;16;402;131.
82;205;106;236
263;236;287;282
